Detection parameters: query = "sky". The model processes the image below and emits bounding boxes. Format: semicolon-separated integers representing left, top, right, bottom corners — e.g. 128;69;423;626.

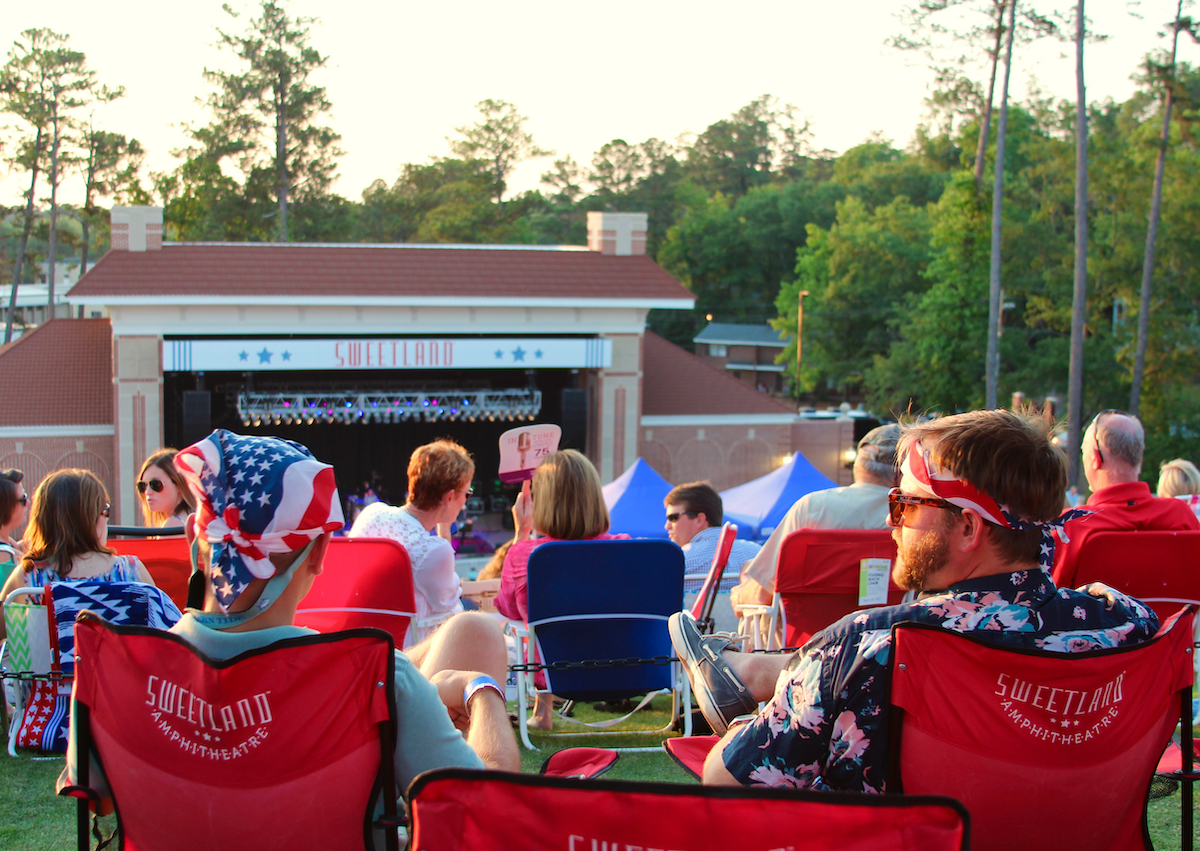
0;0;1191;207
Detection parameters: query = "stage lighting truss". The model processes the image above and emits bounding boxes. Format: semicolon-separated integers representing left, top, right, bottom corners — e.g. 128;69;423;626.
237;389;543;427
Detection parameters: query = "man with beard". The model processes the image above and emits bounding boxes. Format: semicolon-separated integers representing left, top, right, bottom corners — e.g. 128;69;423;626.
668;409;1160;792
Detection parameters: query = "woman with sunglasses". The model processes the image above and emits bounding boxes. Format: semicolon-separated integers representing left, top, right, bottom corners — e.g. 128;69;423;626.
495;449;630;729
137;449;195;528
0;469;27;582
0;469;155;640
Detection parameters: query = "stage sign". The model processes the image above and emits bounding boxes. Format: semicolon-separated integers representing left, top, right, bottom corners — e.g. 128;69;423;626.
165;338;611;372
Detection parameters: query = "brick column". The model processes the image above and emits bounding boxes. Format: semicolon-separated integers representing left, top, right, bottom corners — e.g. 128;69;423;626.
113;335;163;525
596;333;642;483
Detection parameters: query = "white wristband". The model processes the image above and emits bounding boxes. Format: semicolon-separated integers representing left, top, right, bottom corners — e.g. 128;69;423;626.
462;675;504;714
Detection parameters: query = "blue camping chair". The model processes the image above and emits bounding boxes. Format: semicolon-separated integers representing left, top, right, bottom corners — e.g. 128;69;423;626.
509;539;692;751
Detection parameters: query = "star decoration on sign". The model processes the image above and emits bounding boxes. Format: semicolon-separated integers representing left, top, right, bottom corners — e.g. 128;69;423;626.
512;346;526;362
494;349;504;359
281;350;292;361
535;350;544;359
257;347;273;364
239;351;249;361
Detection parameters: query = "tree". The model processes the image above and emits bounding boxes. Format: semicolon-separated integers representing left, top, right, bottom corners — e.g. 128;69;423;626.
682;95;811;197
1130;1;1199;414
540;155;584;204
196;0;341;242
0;29;114;341
890;0;1059;194
1066;0;1090;487
776;195;933;397
985;0;1018;408
590;139;644;196
0;28;53;343
448;99;552;206
77;124;147;275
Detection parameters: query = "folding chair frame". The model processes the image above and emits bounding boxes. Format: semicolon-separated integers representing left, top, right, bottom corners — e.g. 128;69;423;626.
687;521;738;635
509;539;692;752
2;585;63;757
62;616;402;851
509;619;692;751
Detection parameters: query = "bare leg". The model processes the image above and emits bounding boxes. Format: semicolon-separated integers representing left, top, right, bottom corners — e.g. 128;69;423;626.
404;611;508;684
530;693;554;730
724;650;794;703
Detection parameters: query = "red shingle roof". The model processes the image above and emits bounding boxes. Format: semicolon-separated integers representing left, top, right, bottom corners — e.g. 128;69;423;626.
642;331;796;417
69;244;695;302
0;319;112;426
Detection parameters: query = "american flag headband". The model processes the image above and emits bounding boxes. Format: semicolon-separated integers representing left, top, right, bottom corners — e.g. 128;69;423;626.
905;440;1091;571
175;429;343;626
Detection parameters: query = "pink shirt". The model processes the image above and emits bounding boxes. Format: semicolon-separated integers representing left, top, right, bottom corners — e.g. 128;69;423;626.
496;533;630;623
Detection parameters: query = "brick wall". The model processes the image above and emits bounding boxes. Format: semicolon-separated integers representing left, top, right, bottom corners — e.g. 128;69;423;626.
0;434;117;536
639;418;855;491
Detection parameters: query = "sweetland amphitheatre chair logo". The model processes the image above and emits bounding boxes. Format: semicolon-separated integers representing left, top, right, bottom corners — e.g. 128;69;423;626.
994;669;1125;744
145;674;274;760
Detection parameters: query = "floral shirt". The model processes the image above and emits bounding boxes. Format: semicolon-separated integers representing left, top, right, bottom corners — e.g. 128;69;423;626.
721;568;1160;793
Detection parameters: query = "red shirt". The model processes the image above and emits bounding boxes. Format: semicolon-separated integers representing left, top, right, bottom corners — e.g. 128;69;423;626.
1054;480;1200;573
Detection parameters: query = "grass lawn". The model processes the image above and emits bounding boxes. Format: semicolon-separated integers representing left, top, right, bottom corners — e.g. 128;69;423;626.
1;696;1195;849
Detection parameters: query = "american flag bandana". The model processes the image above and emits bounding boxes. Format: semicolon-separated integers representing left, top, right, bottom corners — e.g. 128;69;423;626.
175;430;344;613
903;439;1091;570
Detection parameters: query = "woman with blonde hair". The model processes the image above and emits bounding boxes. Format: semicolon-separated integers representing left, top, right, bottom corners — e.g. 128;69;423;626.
1157;458;1200;519
496;449;629;728
0;469;155;640
137;448;195;528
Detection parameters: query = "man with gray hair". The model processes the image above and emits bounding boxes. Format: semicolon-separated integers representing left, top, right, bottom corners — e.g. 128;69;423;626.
730;424;901;613
1055;409;1200;570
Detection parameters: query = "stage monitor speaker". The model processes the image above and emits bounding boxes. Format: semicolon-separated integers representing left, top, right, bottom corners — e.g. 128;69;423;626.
182;391;212;447
560;388;588;451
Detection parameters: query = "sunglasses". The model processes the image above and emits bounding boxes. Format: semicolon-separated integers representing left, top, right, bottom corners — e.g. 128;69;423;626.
101;503;110;518
137;479;166;494
887;488;962;526
665;511;698;523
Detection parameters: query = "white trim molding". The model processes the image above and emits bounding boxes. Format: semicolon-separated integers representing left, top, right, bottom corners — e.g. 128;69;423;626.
0;425;115;438
640;414;798;427
71;295;694;309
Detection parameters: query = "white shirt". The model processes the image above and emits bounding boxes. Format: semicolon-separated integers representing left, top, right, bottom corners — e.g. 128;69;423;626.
348;503;464;644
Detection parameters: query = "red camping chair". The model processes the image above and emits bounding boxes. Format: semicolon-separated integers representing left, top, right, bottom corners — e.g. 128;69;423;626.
108;537;193;611
295;537;418;648
888;607;1196;851
408;767;970;851
59;614;400;851
688;522;738;634
1051;529;1200;625
742;529;901;650
663;733;721;781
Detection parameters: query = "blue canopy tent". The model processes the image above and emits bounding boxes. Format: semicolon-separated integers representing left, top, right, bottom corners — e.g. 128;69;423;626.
720;454;838;541
603;458;673;539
